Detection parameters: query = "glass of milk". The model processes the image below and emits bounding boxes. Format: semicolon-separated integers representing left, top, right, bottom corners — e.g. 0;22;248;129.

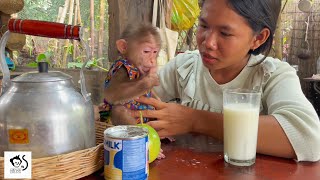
223;88;261;166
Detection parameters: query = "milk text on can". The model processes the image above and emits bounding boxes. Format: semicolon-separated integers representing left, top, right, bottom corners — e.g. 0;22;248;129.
104;125;149;180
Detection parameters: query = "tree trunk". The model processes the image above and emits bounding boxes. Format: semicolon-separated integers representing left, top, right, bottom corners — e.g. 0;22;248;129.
98;0;106;67
90;0;95;59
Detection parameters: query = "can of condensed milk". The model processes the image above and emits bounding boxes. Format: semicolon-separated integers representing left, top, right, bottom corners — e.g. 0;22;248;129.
104;125;149;180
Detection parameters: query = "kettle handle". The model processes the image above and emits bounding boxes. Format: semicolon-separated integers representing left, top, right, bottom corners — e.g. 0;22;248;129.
8;19;81;40
0;32;11;96
0;19;91;101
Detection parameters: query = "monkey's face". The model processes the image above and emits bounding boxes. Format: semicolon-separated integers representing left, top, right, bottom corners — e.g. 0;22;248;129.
127;36;160;75
13;159;22;167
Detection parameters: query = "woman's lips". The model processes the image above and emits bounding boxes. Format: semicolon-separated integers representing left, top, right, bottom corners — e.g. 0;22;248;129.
202;52;219;64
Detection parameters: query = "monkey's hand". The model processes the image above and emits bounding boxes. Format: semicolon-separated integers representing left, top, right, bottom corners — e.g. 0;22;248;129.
141;66;160;89
104;67;159;104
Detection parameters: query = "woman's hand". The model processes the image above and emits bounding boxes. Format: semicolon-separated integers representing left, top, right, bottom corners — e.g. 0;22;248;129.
133;96;195;137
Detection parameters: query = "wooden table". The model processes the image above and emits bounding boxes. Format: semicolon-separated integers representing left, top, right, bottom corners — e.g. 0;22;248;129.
81;134;320;180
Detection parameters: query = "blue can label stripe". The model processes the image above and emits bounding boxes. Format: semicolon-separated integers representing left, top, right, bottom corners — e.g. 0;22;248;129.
104;136;148;180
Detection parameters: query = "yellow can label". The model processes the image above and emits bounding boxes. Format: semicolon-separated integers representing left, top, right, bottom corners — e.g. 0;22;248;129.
8;129;29;144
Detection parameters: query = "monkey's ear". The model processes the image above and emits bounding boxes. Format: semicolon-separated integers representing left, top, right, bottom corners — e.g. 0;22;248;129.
116;39;127;54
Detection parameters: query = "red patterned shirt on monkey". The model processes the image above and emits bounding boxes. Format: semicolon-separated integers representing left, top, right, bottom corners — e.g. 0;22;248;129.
100;59;154;123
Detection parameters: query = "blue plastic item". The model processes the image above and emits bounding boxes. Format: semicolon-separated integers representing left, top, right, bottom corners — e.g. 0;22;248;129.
5;51;14;70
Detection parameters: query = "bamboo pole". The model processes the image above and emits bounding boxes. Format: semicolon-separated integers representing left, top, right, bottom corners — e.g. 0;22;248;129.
98;0;106;67
90;0;95;59
52;7;63;65
76;0;82;25
165;0;173;29
73;0;78;61
56;7;63;22
54;0;70;67
62;0;75;68
59;0;70;23
274;14;282;60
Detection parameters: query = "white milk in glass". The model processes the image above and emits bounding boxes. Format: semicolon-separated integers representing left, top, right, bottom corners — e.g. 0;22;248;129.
223;103;259;162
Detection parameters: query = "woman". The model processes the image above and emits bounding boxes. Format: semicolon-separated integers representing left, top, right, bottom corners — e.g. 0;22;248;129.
133;0;320;162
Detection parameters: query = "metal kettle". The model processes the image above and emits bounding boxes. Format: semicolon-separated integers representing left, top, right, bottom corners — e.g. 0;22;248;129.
0;19;96;158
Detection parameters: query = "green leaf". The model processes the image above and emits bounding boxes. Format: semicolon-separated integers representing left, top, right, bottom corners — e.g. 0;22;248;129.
37;54;47;62
68;62;84;69
26;62;38;68
283;37;287;44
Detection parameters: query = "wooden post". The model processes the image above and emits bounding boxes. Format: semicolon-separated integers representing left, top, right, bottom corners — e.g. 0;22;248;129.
98;0;106;67
108;0;153;62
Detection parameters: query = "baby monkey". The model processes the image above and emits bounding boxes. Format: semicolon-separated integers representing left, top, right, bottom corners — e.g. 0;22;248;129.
101;23;160;124
99;23;166;158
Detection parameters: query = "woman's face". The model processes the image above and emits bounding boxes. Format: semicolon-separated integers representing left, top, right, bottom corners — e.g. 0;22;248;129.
196;0;257;76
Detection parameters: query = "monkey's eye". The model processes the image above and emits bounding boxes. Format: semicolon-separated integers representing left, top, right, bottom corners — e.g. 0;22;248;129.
143;48;152;54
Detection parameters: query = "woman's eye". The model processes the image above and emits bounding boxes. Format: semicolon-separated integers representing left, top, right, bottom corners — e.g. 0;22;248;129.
199;23;208;29
153;50;158;54
143;50;151;53
221;32;232;36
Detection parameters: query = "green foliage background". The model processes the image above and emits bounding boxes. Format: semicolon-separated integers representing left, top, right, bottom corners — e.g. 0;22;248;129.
15;0;109;69
18;0;107;29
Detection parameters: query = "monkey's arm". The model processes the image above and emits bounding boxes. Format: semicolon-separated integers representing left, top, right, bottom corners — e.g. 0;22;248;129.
104;67;159;104
111;105;136;125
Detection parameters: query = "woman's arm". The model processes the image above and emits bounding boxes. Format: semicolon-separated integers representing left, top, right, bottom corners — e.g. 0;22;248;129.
262;63;320;161
191;109;295;158
135;96;296;159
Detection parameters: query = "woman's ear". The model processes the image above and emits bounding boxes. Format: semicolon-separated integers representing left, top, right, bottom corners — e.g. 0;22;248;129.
116;39;127;54
251;28;270;50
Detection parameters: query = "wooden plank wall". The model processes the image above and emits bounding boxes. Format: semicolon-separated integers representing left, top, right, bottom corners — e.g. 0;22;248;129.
108;0;153;62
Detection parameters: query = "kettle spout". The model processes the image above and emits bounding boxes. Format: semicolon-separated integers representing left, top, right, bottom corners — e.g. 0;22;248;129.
0;31;12;96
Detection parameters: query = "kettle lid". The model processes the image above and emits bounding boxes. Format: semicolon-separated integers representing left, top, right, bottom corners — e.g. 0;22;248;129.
12;71;72;83
12;62;72;83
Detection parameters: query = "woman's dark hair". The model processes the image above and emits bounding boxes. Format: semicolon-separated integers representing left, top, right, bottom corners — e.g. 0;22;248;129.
201;0;281;62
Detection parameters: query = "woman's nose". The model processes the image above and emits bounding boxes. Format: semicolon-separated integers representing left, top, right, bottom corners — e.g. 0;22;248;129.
204;31;218;51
